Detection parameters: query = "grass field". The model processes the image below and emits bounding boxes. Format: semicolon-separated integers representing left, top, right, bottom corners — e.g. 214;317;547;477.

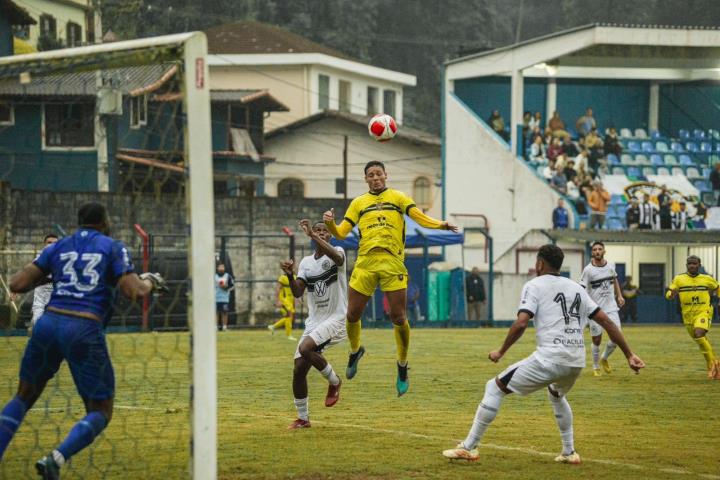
1;326;719;479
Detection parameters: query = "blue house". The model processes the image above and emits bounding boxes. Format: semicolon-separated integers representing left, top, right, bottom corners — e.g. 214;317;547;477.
0;58;288;194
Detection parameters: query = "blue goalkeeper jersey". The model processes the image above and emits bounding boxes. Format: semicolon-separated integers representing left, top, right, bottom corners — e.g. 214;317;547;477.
34;228;135;324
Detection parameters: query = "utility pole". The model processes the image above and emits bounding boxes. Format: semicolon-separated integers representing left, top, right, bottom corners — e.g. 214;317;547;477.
343;135;348;201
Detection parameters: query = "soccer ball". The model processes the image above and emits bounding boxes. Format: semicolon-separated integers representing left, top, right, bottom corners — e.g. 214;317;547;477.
368;113;398;142
219;279;226;288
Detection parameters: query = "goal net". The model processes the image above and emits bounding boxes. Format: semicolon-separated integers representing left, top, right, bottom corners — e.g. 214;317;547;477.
0;33;215;479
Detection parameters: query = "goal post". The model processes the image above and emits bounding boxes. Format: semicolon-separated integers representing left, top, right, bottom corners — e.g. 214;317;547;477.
0;32;216;479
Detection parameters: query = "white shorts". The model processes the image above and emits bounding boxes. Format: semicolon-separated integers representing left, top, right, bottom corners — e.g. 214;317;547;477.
294;320;347;360
588;310;621;337
497;353;582;397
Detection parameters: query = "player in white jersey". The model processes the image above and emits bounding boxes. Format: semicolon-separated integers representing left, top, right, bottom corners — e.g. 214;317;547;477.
443;245;644;464
580;241;625;376
281;219;348;430
30;234;58;329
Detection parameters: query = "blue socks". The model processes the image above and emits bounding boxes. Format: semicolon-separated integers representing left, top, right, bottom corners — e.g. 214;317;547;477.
0;396;28;460
57;411;108;462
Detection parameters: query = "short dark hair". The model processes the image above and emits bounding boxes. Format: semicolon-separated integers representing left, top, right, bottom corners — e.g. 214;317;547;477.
43;233;58;242
364;160;385;174
78;202;107;226
591;241;605;248
313;220;325;229
687;255;701;264
537;244;564;271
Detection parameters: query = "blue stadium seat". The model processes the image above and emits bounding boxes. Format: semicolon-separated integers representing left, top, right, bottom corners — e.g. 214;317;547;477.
657;167;671;176
627;166;643;179
610;194;626;205
641;141;654;152
686;142;699;152
642;166;655;177
627;141;641;153
679;154;694;166
701;142;713;153
702;167;711;178
671;166;684;176
620;128;633;138
608;204;625;217
606;217;625;230
679;129;690;140
650;154;663;166
693;129;706;140
634;128;648;139
694;179;710;192
620;154;635;165
607;153;620;166
670;142;684;152
655;141;669;152
650;130;662;140
686;167;701;179
664;154;679;165
635;154;651;166
709;129;720;140
612;166;626;176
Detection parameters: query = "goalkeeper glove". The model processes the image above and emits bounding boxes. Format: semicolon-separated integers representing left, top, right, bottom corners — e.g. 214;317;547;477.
140;272;168;293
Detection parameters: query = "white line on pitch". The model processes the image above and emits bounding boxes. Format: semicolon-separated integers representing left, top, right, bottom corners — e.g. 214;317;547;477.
229;412;720;480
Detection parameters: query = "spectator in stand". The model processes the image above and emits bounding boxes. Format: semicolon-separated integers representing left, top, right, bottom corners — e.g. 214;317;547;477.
638;194;657;230
657;185;670;208
672;201;689;231
521;111;532;156
530;134;546;161
574;149;590;175
547;137;563;163
587;180;610;229
567;176;581;201
548;110;569;139
542;161;557;181
604;127;623;156
550;168;568;194
562;136;579;158
585;127;604;170
693;201;707;228
465;267;486;323
710;163;720;206
563;158;577;183
528;111;542;131
552;198;569;229
488;110;508;141
575;107;596;137
620;276;640;323
626;197;640;230
659;195;672;230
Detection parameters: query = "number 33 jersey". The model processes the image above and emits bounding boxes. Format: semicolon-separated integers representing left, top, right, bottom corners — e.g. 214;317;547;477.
34;228;135;323
518;274;600;368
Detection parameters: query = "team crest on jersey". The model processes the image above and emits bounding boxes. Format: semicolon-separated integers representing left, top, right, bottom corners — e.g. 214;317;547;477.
313;280;328;297
322;259;331;270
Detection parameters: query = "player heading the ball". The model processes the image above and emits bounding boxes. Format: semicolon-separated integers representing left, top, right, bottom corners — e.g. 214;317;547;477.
323;160;459;396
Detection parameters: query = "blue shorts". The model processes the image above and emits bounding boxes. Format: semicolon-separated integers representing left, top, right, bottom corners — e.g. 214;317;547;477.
216;302;229;313
20;311;115;401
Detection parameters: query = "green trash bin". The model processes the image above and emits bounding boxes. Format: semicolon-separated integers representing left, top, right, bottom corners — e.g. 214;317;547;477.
428;271;451;322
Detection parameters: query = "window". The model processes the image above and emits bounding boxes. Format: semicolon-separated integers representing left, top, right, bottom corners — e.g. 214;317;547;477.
278;178;304;198
45;103;95;148
0;103;14;125
383;90;396;118
66;22;82;47
413;176;432;208
39;14;57;39
339;80;351;113
639;263;665;296
130;95;148;128
12;25;30;40
318;74;330;110
367;86;378;114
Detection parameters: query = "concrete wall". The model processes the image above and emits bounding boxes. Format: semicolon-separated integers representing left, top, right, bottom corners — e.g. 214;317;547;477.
264;116;441;217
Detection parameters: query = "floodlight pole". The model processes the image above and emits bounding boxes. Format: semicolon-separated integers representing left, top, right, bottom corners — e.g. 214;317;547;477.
183;32;217;480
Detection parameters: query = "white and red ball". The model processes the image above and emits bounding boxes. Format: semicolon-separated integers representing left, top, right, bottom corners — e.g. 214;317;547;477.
368;113;398;142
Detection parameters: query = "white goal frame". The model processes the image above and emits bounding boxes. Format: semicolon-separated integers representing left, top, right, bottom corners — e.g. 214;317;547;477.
0;33;217;479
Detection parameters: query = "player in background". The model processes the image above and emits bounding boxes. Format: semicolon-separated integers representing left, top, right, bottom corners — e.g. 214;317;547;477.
30;234;59;330
269;273;297;341
666;255;720;379
323;160;458;396
282;219;347;429
0;203;165;479
443;245;644;463
215;263;234;331
579;241;625;376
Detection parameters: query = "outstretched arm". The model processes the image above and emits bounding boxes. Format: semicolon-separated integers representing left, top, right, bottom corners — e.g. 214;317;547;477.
488;311;531;362
323;208;354;240
407;206;460;232
593;309;645;373
299;219;344;266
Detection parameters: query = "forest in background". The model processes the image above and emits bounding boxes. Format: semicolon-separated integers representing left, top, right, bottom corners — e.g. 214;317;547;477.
100;0;720;133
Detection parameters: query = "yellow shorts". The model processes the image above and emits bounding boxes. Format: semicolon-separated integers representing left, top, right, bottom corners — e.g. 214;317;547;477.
350;251;408;297
684;314;712;334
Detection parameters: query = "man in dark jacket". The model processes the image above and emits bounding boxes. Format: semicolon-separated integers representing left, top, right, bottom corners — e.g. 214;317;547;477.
710;163;720;206
626;197;640;230
466;267;486;324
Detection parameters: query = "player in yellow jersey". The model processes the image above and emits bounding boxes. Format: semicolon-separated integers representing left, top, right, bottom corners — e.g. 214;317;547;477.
323;160;458;396
666;255;720;379
268;274;297;341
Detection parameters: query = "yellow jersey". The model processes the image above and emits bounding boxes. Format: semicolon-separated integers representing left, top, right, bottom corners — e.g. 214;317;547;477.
277;274;294;309
666;273;719;321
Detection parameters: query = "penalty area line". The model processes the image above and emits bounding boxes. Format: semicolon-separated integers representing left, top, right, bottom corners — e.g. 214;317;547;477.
230;412;719;480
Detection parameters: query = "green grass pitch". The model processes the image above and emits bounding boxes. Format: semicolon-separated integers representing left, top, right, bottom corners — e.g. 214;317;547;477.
1;326;718;479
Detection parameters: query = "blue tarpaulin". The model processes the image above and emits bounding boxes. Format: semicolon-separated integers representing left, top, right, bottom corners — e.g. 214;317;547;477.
330;215;464;250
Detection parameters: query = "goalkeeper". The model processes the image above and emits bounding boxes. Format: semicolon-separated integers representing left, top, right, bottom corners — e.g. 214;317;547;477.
0;203;166;478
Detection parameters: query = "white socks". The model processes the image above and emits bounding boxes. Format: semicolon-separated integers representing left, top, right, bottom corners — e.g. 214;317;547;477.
52;450;66;466
294;397;309;421
462;379;506;450
320;364;340;386
601;341;617;360
592;344;600;369
548;390;575;455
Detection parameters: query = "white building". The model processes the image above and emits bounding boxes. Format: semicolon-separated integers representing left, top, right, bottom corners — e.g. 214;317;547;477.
264;110;442;218
205;21;416;131
12;0;98;49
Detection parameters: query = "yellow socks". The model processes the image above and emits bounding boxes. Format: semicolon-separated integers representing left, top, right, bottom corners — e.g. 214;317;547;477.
347;319;362;352
694;336;716;369
393;321;411;364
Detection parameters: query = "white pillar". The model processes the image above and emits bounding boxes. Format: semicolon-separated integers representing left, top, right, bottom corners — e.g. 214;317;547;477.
546;78;557;123
95;71;109;192
649;81;659;132
510;69;524;156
